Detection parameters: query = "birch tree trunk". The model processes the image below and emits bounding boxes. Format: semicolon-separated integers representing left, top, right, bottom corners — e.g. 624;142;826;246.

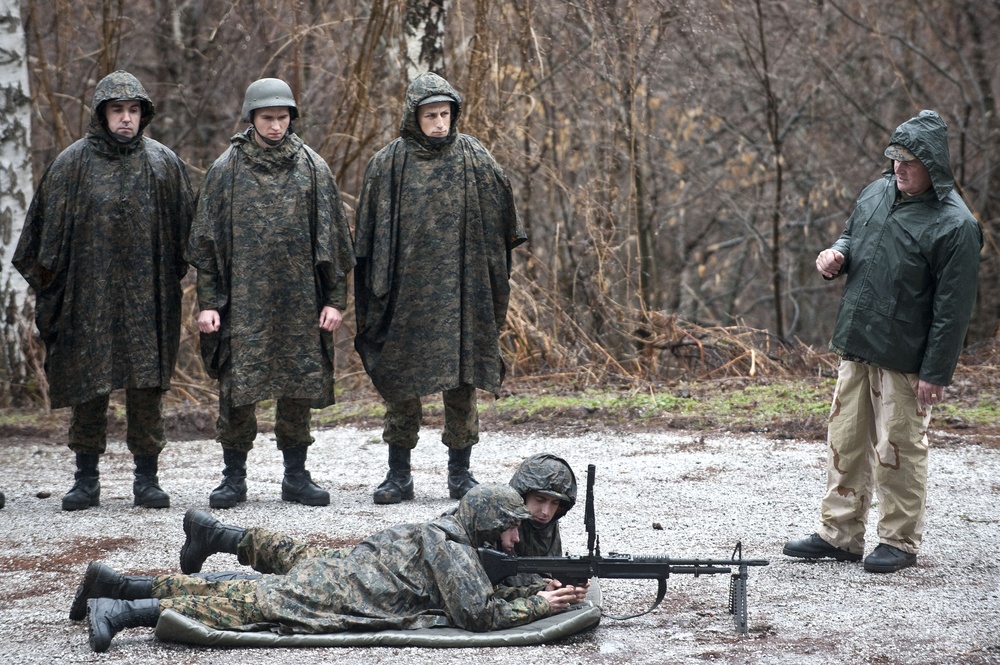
0;0;35;407
403;0;449;80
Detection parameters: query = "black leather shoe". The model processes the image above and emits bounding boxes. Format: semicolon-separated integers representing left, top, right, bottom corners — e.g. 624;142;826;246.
864;544;916;573
783;533;861;562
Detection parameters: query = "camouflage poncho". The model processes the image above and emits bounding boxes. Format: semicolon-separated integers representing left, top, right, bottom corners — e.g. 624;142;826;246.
13;71;193;408
353;73;526;402
254;484;547;633
187;128;354;408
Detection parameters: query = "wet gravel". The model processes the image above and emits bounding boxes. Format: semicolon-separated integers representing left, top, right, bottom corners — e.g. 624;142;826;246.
0;424;998;664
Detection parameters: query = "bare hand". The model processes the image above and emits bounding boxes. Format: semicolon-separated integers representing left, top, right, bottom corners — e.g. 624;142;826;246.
198;309;221;333
917;380;944;410
318;306;343;332
816;249;845;279
544;578;590;604
538;586;580;614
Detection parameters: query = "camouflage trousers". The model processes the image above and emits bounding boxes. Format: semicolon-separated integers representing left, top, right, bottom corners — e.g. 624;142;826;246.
154;575;265;629
236;526;351;574
817;360;932;555
217;370;313;452
383;383;479;450
154;528;352;629
68;388;165;456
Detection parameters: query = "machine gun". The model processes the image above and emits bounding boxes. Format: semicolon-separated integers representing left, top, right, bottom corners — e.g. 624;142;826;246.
478;464;769;633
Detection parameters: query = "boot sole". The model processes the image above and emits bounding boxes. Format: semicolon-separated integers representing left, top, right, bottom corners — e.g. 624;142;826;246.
69;561;102;621
209;494;246;509
373;488;414;504
281;491;331;506
180;509;213;573
782;544;861;562
134;497;170;509
63;498;100;511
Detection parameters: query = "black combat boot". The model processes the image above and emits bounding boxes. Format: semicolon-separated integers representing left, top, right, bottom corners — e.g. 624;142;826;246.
447;446;479;499
63;452;101;511
87;598;159;653
70;561;152;621
179;507;247;574
373;445;414;505
209;448;247;509
0;490;5;509
280;446;330;506
132;455;170;509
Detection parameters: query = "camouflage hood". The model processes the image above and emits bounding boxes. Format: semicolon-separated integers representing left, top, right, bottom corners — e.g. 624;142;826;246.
88;70;155;142
886;109;954;201
399;72;462;155
509;453;577;518
455;484;531;546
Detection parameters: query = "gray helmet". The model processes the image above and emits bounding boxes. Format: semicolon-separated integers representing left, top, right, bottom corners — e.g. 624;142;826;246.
241;78;298;123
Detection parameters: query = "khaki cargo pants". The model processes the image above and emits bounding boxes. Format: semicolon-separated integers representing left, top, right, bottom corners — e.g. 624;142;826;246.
816;360;931;555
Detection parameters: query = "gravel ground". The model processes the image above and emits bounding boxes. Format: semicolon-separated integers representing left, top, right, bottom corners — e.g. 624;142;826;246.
0;425;998;664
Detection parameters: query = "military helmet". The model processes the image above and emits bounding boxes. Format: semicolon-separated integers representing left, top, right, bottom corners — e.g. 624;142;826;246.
241;78;298;123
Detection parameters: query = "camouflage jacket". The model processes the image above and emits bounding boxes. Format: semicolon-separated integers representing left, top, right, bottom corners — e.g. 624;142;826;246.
13;71;193;408
353;73;526;402
187;129;355;407
254;484;547;633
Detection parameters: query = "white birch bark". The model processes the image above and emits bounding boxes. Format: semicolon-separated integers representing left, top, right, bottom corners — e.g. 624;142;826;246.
403;0;450;81
0;0;35;406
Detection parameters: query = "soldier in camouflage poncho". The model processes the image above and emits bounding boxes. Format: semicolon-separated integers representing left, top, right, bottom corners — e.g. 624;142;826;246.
78;484;585;652
354;72;527;505
187;78;355;509
498;453;580;592
509;453;578;558
13;71;194;512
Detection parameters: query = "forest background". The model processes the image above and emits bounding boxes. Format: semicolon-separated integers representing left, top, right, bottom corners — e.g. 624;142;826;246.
1;0;999;433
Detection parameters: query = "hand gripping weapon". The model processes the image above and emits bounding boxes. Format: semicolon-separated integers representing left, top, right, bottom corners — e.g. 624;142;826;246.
478;464;769;633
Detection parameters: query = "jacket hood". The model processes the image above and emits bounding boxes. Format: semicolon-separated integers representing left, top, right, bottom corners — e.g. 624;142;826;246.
509;453;577;518
399;72;462;151
886;109;954;201
455;483;531;546
89;70;155;141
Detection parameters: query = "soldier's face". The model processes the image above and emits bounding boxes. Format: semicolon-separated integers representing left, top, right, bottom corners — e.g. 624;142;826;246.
253;106;291;147
417;101;451;138
500;523;521;553
524;492;562;525
894;158;932;196
104;100;142;138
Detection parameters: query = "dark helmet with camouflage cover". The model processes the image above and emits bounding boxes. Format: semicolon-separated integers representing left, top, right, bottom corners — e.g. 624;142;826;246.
509;453;577;519
456;484;532;546
92;70;155;132
241;78;299;123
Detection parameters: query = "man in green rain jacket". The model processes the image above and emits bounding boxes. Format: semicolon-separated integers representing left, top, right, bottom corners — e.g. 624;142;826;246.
784;110;982;573
187;78;355;508
354;72;526;505
14;71;194;511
